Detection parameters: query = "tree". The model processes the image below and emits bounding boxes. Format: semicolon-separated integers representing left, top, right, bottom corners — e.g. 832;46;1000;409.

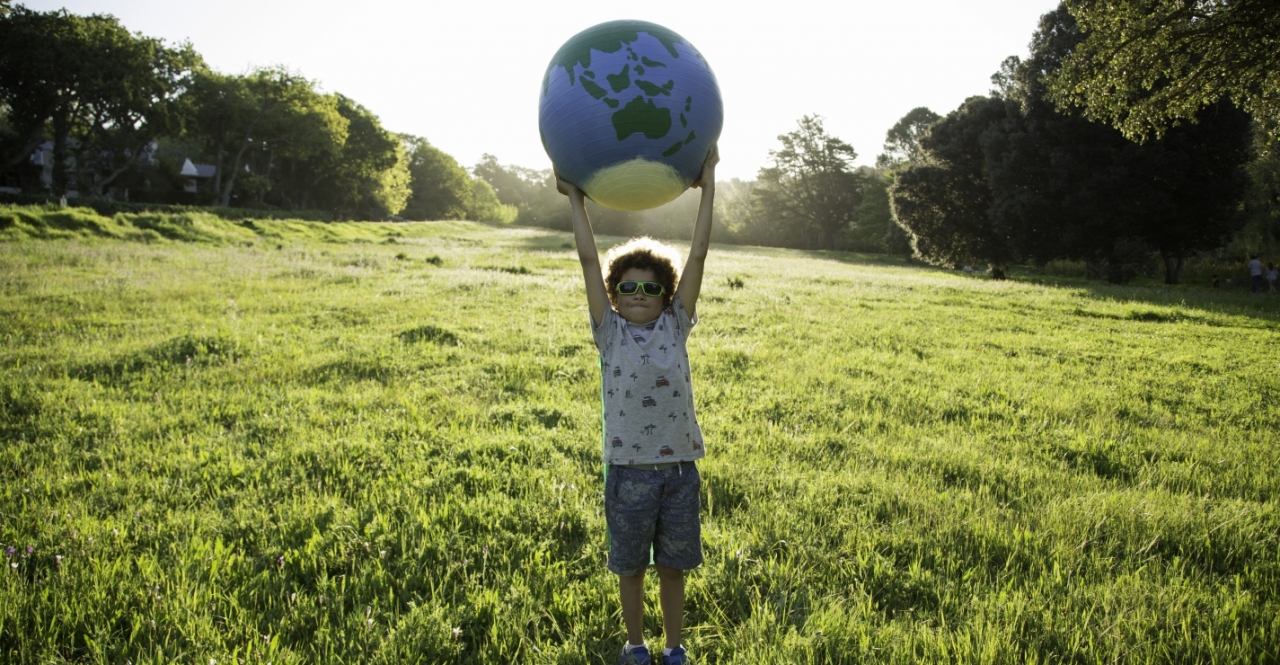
876;107;942;169
0;7;199;195
893;4;1252;284
185;68;345;207
466;178;517;223
472;154;569;228
1050;0;1280;142
283;94;408;217
876;107;943;255
1003;4;1251;283
890;96;1015;277
754;115;864;250
401;136;474;220
1240;128;1280;253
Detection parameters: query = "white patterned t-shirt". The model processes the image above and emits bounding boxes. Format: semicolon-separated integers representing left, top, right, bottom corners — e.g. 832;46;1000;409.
592;295;705;465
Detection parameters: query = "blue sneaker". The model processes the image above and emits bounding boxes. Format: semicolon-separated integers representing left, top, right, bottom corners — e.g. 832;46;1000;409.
663;646;688;664
618;645;651;665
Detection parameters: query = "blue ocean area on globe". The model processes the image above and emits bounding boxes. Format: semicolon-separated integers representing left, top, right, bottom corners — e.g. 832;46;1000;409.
539;20;723;211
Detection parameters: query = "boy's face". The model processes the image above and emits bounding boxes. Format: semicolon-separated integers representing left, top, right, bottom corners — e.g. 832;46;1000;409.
615;267;665;324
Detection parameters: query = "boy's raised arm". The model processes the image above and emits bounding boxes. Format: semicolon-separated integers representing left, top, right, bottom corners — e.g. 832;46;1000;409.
676;145;719;320
558;174;610;326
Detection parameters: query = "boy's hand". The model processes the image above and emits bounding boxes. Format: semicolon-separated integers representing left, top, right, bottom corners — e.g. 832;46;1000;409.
690;144;719;189
555;172;584;202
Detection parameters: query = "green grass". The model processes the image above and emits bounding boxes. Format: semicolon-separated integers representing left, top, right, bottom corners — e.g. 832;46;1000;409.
2;206;1279;663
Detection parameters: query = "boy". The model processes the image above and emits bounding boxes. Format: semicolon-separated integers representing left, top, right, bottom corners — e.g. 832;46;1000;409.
557;145;718;665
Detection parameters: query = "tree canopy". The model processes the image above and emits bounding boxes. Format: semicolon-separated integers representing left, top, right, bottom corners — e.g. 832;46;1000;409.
0;6;199;195
1050;0;1280;142
890;4;1252;283
754;115;865;250
876;107;942;170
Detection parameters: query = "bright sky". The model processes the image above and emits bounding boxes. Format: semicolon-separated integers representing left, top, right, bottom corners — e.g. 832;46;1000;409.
28;0;1060;180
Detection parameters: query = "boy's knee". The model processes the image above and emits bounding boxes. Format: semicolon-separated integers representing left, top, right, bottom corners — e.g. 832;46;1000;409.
654;563;684;582
618;569;645;583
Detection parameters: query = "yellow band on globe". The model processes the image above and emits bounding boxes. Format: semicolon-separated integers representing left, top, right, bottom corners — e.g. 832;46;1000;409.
581;158;687;211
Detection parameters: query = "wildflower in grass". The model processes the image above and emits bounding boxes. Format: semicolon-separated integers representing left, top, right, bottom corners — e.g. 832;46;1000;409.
4;547;13;556
55;555;62;567
277;555;284;566
9;562;16;569
25;546;33;554
452;627;462;640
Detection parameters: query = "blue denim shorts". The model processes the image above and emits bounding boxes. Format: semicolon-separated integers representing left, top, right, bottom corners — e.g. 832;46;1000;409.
604;461;703;576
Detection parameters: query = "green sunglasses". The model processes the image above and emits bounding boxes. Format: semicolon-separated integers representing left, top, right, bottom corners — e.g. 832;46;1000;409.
616;280;665;297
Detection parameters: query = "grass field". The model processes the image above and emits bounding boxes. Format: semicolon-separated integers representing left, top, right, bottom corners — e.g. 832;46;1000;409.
2;206;1279;663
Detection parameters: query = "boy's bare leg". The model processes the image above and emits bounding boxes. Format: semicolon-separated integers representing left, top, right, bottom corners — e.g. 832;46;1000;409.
655;563;684;649
619;571;646;646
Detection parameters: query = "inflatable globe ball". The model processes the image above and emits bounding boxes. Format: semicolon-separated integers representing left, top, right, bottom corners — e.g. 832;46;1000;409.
539;20;723;211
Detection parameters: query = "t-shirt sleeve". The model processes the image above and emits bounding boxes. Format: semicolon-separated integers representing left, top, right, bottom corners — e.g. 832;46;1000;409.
672;294;697;341
590;306;618;353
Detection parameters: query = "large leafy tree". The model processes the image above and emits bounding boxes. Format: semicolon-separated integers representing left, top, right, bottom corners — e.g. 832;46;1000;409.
1004;4;1251;283
754;115;864;250
401;136;474;220
876;107;942;169
472;154;568;227
890;96;1015;277
0;6;199;195
281;95;408;217
1050;0;1280;142
875;107;943;255
1240;129;1280;252
186;67;345;207
895;5;1251;284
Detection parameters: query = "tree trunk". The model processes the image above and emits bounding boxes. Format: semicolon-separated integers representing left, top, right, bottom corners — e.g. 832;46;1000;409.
212;132;226;204
51;115;70;197
219;141;253;207
1162;253;1184;285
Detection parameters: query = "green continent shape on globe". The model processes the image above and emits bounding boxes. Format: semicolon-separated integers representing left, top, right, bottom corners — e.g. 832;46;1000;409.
613;96;672;141
543;22;709;154
541;20;701;96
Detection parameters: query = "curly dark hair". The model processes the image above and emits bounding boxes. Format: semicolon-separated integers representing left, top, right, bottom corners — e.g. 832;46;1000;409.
603;237;682;308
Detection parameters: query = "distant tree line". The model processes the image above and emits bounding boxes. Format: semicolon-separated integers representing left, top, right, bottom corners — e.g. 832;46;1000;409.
0;4;511;221
3;1;1277;278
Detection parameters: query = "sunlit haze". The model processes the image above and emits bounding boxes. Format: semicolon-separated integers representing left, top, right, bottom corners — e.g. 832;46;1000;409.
26;0;1060;180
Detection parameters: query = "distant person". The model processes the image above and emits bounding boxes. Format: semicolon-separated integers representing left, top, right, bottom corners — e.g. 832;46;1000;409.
1248;254;1264;293
1268;262;1278;293
559;146;719;665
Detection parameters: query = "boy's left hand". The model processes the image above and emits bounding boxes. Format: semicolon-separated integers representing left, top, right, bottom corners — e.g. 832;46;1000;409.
691;144;719;189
